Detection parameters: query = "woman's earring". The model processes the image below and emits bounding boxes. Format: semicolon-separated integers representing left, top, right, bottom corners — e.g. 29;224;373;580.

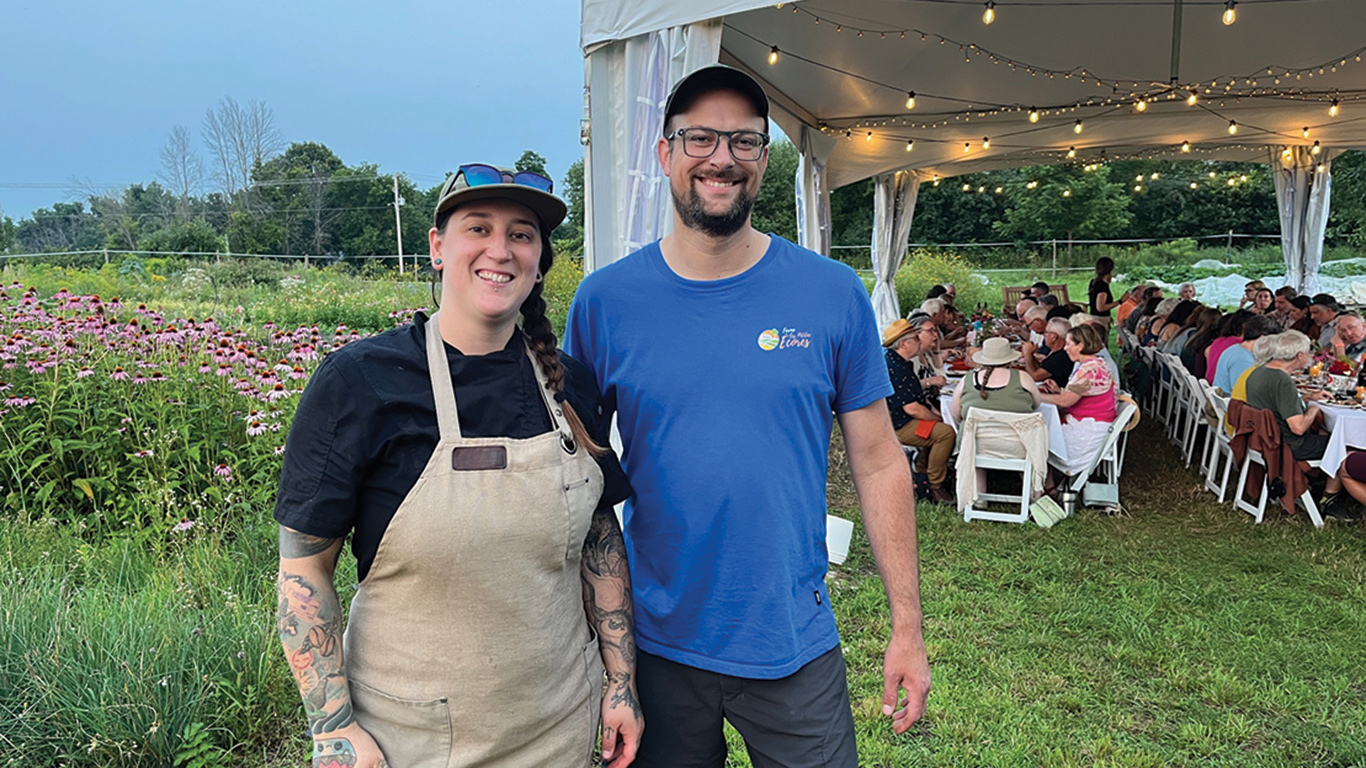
535;272;543;282
434;259;442;266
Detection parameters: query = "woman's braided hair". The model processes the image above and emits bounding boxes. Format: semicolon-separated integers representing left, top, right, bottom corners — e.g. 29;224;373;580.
433;210;606;456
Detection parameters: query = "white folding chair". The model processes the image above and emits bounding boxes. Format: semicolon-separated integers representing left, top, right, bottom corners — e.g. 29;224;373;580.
1202;389;1236;503
1056;400;1140;510
1232;440;1326;529
1180;372;1210;467
958;409;1048;524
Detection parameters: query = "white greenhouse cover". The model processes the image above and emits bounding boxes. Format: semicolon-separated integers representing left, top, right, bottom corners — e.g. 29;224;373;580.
582;0;1366;314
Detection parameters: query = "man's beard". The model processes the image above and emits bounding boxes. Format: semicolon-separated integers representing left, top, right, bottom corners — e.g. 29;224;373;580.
671;174;755;238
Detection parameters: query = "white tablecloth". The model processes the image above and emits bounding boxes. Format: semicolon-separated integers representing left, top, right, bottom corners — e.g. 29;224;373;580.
1316;402;1366;474
939;391;1068;464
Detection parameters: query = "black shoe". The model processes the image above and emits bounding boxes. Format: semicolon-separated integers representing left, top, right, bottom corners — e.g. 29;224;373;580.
928;486;955;506
1324;501;1363;521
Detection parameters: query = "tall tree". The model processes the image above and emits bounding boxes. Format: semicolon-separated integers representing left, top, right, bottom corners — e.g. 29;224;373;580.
515;150;548;176
0;209;14;254
202;97;284;199
750;139;798;243
158;125;203;221
255;142;346;256
994;164;1132;258
555;158;585;241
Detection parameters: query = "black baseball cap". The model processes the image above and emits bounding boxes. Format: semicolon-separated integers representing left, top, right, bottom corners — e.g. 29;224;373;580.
663;65;770;135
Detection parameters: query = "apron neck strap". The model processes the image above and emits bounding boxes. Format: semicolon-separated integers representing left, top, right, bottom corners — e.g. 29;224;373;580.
424;312;461;440
524;343;576;445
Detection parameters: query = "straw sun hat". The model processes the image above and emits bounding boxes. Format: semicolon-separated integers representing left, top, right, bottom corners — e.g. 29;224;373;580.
971;337;1021;367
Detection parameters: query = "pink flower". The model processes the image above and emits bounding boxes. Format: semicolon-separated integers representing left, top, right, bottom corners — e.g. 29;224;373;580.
110;367;129;381
133;449;153;458
77;367;93;378
131;374;148;385
215;363;232;376
274;445;286;455
213;464;232;480
4;396;35;408
149;371;167;382
247;421;266;437
173;520;196;532
198;363;211;374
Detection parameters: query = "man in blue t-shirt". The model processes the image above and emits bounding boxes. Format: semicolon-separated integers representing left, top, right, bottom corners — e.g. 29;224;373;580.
1214;314;1281;395
566;65;930;767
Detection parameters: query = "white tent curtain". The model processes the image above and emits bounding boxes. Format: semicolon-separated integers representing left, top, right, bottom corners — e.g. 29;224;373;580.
869;170;921;329
795;124;835;257
1270;146;1335;296
583;21;722;272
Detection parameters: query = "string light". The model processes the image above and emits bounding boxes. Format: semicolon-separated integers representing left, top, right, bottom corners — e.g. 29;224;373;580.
1181;140;1192;152
906;139;914;151
768;46;779;65
1227;120;1238;135
866;131;873;141
994;186;1003;194
1028;107;1039;123
982;136;990;149
1312;140;1321;154
1317;163;1326;173
1190;182;1199;189
1074;119;1083;133
982;1;996;25
1062;189;1071;197
1135;174;1144;182
905;91;916;110
1186;92;1198;106
964;142;971;153
1222;1;1237;25
1330;99;1341;116
1151;172;1159;180
1067;147;1076;158
1303;127;1311;138
962;183;972;191
933;175;940;186
1135;99;1147;112
1134;185;1143;192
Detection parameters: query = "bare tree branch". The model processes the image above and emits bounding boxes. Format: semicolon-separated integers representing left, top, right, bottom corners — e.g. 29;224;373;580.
159;125;203;221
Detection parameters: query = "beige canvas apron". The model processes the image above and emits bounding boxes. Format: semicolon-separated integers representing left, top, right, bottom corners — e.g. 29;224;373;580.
343;314;605;768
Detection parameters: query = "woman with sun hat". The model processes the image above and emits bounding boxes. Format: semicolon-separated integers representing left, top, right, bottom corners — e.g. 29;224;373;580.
273;164;641;768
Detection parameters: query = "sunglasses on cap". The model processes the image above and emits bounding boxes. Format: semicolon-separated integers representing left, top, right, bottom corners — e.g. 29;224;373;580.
457;163;554;193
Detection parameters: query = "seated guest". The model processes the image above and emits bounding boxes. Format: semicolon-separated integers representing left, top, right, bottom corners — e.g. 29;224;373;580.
951;337;1042;424
884;314;956;504
1237;279;1268;312
1287;296;1317;338
1324;450;1366;519
1038;293;1060;311
1160;303;1206;356
1115;284;1146;328
1242;331;1333;465
1328;312;1366;360
1273;286;1297;327
921;297;966;349
1070;313;1121;383
1204;311;1251;384
1179;282;1197;302
1310;295;1343;348
1182;307;1223;376
1031;281;1051;299
999;297;1037;335
1125;287;1164;334
1249;287;1275;316
1023;306;1049;346
1021;318;1073;387
1038;323;1118;479
1139;297;1179;346
1157;300;1198;347
1213;314;1281;395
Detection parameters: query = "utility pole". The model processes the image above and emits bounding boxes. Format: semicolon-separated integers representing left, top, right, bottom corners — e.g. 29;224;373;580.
393;174;404;275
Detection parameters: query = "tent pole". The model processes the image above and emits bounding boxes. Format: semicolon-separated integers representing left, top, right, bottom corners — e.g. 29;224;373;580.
1168;0;1184;84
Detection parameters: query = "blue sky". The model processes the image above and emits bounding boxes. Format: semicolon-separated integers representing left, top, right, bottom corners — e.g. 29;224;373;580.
0;0;586;219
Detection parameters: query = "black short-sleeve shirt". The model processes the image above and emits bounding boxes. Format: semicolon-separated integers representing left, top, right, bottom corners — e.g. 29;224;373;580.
1041;348;1073;387
884;348;926;431
274;313;632;581
1088;278;1113;317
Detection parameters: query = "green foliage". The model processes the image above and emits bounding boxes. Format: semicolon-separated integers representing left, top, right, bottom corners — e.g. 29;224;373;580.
515;150;548;176
0;210;15;253
1124;261;1290;285
893;250;991;314
995;164;1133;241
139;219;223;255
1329;150;1366;246
554;159;586;241
173;722;225;768
751;139;799;242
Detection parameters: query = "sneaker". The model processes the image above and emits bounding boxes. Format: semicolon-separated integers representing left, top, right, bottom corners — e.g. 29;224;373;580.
1324;500;1363;520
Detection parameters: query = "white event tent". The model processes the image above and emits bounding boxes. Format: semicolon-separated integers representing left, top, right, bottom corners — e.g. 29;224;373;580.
580;0;1366;325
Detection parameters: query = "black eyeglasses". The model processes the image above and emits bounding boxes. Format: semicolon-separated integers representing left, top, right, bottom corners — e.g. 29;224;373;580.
666;127;770;161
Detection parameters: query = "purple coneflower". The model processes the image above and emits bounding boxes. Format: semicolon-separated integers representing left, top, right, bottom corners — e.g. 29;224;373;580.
213;464;232;480
173;520;196;532
110;367;129;381
134;449;153;458
77;367;93;378
247;420;266;437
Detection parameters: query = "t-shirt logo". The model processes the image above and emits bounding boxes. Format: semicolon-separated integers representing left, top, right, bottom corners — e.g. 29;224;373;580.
757;327;812;351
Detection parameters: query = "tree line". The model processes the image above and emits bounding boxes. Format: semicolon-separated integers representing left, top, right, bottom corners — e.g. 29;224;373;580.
2;97;1363;261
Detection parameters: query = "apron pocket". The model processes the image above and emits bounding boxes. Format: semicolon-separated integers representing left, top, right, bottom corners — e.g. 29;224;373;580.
349;678;452;768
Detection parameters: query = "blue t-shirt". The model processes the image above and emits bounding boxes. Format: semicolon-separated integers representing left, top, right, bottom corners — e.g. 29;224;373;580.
1213;344;1255;394
565;235;891;678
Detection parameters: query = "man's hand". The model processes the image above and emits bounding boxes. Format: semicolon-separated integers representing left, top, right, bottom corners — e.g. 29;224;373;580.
1020;340;1038;358
601;679;643;767
881;631;931;734
922;375;947;388
312;723;387;768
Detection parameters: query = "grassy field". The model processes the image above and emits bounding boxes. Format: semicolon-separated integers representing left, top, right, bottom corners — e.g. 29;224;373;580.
2;256;1363;766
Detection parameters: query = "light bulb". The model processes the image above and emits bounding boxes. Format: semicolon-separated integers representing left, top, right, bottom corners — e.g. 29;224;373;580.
1135;185;1142;192
906;92;916;110
1135;100;1147;112
1317;163;1326;173
964;142;971;153
1190;182;1198;189
1240;174;1248;182
1312;140;1321;155
933;176;940;186
866;131;873;142
1181;140;1191;152
1228;120;1238;135
1067;147;1076;158
906;139;914;152
963;183;972;191
1209;171;1217;178
995;186;1003;194
983;137;990;149
1330;99;1340;117
1303;127;1311;138
1151;172;1159;180
1063;189;1072;197
768;46;779;66
1028;107;1039;123
1074;119;1083;134
1187;92;1198;106
1228;178;1236;186
978;186;986;193
1222;1;1236;25
982;1;996;25
1136;175;1144;182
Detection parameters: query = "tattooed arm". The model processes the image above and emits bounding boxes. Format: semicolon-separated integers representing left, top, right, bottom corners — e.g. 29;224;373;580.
581;505;642;768
278;526;389;768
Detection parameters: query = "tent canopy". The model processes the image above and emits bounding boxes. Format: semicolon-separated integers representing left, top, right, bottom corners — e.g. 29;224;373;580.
586;0;1366;188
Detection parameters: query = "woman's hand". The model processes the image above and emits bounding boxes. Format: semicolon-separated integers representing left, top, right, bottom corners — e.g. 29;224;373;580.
601;679;643;767
922;375;947;388
1040;379;1061;394
312;723;388;768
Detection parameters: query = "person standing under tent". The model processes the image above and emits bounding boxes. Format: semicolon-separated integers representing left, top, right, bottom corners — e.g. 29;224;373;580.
566;65;930;768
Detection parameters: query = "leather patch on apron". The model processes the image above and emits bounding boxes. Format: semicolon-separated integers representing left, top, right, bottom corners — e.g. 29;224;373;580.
451;445;508;471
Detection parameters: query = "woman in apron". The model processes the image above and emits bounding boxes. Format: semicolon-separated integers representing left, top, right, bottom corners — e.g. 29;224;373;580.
274;164;642;768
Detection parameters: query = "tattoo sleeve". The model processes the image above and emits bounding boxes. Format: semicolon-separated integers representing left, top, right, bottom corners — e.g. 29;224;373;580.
278;527;355;736
580;505;640;719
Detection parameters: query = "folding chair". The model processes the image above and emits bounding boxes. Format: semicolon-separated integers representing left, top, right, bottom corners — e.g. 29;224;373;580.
958;409;1048;524
1055;400;1140;510
1201;388;1236;503
1230;416;1327;529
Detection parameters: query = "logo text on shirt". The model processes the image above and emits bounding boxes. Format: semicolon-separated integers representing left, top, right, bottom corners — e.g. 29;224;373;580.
757;327;811;351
